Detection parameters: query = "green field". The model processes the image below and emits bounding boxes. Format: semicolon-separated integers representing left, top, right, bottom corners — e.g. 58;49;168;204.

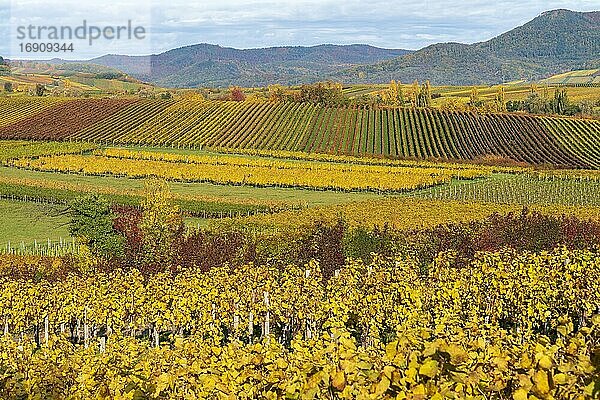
0;199;71;247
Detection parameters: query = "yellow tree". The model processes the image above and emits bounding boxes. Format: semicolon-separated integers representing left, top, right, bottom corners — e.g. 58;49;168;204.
268;85;285;102
387;80;406;106
469;86;480;108
140;179;184;267
495;86;506;112
381;80;395;105
424;80;432;106
530;83;538;95
389;80;398;99
397;81;405;106
411;80;420;107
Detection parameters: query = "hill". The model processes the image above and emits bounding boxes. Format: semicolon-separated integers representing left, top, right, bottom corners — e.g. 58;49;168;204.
540;69;600;85
0;60;156;94
337;9;600;85
1;97;600;168
90;44;411;88
6;10;598;87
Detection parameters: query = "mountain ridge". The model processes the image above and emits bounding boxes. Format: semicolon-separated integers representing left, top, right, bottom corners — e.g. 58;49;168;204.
5;9;599;87
338;9;600;85
89;43;412;87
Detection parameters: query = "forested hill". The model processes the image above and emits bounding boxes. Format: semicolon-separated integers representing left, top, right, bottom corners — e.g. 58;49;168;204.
13;9;599;87
337;9;600;85
90;44;411;88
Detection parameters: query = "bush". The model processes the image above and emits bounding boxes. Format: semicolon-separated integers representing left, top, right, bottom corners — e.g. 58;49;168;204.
400;208;600;267
343;224;394;263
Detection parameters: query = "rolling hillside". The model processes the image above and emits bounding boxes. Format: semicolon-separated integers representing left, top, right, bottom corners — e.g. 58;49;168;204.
1;98;600;168
7;9;598;87
540;69;600;85
0;61;156;94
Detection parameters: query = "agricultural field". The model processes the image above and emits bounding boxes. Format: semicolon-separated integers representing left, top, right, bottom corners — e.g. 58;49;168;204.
0;66;157;95
11;148;488;192
540;69;600;86
343;81;600;105
1;90;600;399
3;1;600;396
0;98;140;140
1;97;600;168
0;97;73;128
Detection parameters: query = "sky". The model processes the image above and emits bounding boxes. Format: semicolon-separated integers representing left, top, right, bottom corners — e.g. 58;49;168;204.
1;0;598;60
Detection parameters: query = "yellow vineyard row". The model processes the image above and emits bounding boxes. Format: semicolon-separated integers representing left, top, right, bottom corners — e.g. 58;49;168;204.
11;149;489;192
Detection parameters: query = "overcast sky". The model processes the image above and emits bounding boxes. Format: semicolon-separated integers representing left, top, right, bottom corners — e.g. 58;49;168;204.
1;0;598;59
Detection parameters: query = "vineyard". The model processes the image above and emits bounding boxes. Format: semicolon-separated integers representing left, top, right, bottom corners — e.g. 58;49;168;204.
71;101;600;168
409;173;600;207
1;98;600;399
0;98;137;140
0;249;598;398
0;140;97;162
0;97;72;128
1;97;599;167
9;148;488;193
2;5;600;398
227;196;600;234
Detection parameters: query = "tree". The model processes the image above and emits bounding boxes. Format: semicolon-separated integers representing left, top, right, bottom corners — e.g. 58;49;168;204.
381;81;394;105
268;84;286;102
439;97;467;112
423;80;432;106
411;80;419;107
384;80;406;106
524;93;546;114
35;83;46;97
469;86;480;108
3;82;12;93
415;81;432;107
69;195;125;260
529;84;538;95
140;179;184;267
494;86;506;112
230;86;246;102
296;81;345;105
552;88;568;115
397;81;405;106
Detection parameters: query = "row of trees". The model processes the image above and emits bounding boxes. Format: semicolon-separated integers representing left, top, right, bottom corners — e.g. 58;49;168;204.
380;80;433;108
260;80;595;118
268;82;345;106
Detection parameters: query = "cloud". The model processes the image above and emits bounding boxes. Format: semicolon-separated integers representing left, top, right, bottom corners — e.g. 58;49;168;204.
0;0;598;59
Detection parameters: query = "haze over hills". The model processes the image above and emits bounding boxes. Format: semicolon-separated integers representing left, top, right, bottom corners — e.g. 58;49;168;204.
5;9;599;87
338;9;600;85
